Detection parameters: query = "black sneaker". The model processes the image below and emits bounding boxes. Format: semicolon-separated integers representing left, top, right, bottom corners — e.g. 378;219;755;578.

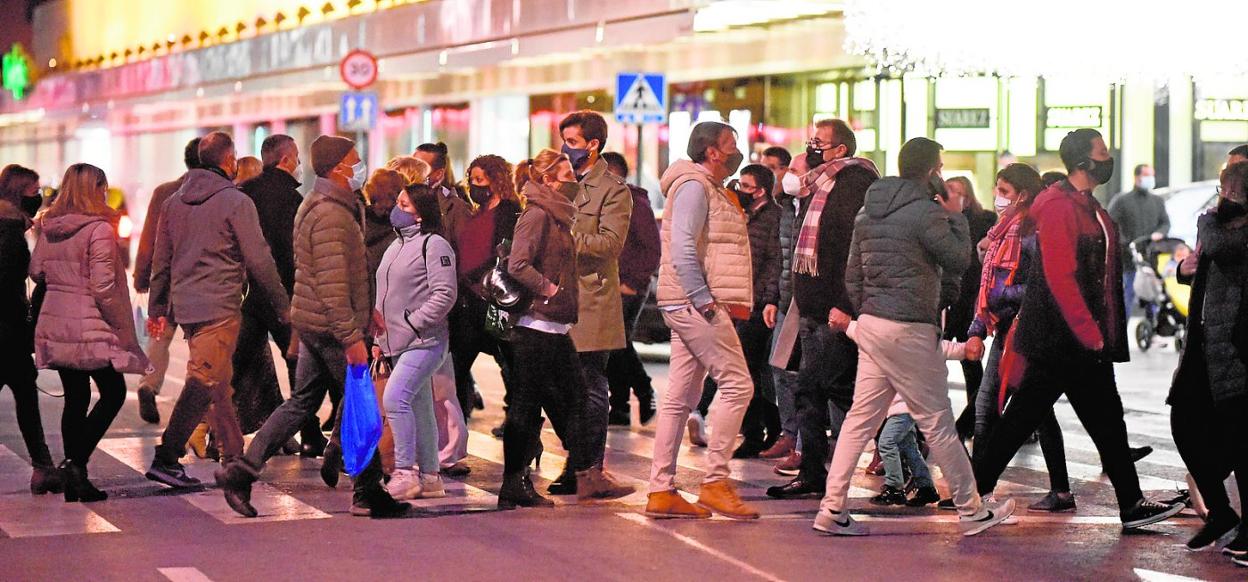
366;489;412;519
1186;511;1239;551
547;466;577;495
937;498;957;511
1224;530;1248;557
320;442;342;488
145;457;201;488
638;390;656;425
138;388;160;424
1121;499;1185;530
906;486;941;507
1130;446;1154;463
214;461;259;518
870;486;907;506
1028;491;1077;513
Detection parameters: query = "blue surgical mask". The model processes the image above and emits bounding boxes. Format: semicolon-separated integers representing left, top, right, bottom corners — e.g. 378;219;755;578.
561;143;591;172
389;205;418;230
348;160;368;191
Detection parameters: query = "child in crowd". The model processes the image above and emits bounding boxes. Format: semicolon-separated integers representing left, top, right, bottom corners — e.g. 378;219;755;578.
846;320;981;507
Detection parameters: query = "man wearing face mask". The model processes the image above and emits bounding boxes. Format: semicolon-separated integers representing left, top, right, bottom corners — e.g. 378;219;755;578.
1107;164;1169;315
414;142;472;248
646;121;758;520
236;134;324;454
552;110;634;496
217;135;410;518
972;129;1185;531
145;131;290;490
768;119;880;499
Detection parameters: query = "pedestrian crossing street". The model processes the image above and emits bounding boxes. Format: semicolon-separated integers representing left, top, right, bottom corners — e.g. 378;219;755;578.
0;410;1198;539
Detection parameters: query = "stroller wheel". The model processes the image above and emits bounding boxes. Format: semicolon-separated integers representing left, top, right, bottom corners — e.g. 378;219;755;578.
1135;320;1154;352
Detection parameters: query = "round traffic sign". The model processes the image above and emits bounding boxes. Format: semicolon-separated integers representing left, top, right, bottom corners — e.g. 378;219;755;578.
339;49;378;89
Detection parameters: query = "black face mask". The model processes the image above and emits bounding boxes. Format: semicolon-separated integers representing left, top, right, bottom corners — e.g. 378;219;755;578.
1218;196;1248;220
468;184;492;206
805;146;824;168
20;195;42;218
1088;157;1115;186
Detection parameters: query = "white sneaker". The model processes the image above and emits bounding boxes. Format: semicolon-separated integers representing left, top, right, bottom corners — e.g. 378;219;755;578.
387;468;422;501
687;413;708;448
813;509;870;536
417;473;445;499
960;497;1016;536
983;494;1020;525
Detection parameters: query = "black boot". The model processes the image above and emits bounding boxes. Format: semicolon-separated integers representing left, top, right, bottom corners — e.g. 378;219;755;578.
215;458;260;518
350;487;411;518
61;460;106;503
547;465;577;495
320;441;342;488
499;470;554;509
300;426;328;458
31;463;64;495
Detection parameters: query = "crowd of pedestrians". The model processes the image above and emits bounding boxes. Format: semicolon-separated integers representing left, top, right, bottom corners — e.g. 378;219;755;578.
5;109;1248;562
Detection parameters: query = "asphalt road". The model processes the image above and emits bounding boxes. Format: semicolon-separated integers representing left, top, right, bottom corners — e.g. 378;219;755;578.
0;329;1240;581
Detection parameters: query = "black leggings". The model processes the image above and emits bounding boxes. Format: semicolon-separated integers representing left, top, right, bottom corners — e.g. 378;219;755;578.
58;367;126;466
0;351;53;467
1171;386;1248;526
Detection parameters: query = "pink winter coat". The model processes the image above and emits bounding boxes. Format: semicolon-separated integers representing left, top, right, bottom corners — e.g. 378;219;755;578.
30;213;151;374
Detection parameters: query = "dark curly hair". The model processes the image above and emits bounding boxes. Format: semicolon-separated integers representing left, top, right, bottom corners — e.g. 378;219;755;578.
466;154;521;207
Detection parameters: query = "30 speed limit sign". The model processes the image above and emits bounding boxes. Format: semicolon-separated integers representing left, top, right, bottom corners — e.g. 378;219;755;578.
340;49;379;90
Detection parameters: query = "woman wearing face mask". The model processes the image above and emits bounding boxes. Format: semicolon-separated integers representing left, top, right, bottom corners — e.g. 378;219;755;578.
373;184;457;501
498;149;587;508
450;155;523;429
943;176;998;440
0;164;60;495
31;163;151;502
965;163;1075;513
1169;161;1248;555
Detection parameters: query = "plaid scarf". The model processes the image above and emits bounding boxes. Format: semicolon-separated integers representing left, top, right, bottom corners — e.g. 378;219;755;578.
974;206;1024;332
792;157;879;276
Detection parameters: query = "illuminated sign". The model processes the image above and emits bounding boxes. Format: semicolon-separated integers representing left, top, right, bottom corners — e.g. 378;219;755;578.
935;108;991;129
1046;106;1103;129
1194;99;1248;122
3;44;32;100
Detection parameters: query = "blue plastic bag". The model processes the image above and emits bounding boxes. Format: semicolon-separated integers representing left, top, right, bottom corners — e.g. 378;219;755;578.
133;297;150;350
341;363;383;477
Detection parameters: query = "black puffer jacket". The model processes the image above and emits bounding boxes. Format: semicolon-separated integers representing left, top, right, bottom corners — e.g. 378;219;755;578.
0;201;33;350
1170;207;1248;404
746;195;782;311
846;177;971;326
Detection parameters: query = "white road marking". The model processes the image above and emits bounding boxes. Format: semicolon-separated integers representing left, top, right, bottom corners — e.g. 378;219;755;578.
616;513;787;582
96;437;331;524
0;445;120;538
1132;567;1209;582
157;567;215;582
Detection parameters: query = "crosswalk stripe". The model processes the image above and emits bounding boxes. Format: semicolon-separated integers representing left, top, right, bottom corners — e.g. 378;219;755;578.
95;437;332;524
0;445;120;538
157;567;215;582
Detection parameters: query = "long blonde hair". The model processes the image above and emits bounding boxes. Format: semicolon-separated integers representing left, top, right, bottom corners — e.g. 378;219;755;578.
42;163;112;221
385;156;431;186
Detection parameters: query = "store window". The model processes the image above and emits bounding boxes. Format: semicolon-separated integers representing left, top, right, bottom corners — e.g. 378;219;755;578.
1194;79;1248;181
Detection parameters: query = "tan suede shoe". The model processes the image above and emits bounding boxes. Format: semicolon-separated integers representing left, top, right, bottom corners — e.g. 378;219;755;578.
697;480;760;520
645;490;712;519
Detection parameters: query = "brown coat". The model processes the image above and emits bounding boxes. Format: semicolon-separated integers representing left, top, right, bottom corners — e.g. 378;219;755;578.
31;214;150;374
569;158;632;352
290;177;370;347
510;182;578;324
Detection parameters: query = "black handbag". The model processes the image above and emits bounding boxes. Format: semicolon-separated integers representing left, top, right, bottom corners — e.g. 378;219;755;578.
480;239;532;314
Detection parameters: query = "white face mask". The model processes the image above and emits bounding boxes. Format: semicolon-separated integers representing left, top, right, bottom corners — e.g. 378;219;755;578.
782;172;801;197
994;194;1012;213
1138;175;1156;191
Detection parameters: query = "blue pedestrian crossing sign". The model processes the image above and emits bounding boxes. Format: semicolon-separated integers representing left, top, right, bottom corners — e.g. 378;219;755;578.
339;91;379;132
615;72;667;124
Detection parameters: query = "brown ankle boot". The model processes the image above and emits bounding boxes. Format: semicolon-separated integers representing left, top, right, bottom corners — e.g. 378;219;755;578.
575;467;634;502
697;479;759;520
644;490;711;519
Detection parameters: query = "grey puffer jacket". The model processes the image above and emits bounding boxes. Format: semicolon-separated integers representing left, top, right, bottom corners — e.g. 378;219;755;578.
846;177;971;326
375;225;457;356
777;193;798;308
31;214;151;374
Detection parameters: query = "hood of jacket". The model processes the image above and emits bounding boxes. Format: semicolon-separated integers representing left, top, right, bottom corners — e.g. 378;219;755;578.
864;176;932;220
660;159;718;198
0;200;31;230
521;181;575;227
178;168;239;205
41;213;110;241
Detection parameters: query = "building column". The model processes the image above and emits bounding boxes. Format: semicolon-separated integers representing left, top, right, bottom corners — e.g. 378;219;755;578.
1120;80;1156;193
1168;77;1194;188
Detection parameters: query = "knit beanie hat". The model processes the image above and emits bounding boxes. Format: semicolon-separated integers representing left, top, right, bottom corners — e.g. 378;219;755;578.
311;135;356;177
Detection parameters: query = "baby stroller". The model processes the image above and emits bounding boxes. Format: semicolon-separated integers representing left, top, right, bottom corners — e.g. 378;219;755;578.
1130;236;1190;352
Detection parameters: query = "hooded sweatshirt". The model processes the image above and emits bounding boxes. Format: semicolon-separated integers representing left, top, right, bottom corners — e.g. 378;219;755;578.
30;213;150;374
509;181;579;326
148;168;289;326
375;222;457;356
845;176;970;326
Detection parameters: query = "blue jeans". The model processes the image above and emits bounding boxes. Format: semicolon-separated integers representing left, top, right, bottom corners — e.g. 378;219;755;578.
1123;271;1136;317
878;413;934;490
770;308;800;438
384;344;448;472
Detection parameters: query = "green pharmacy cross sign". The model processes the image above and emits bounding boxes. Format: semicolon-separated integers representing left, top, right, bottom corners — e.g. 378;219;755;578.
3;44;32;101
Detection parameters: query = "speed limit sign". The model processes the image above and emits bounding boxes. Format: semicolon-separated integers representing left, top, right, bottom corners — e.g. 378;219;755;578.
340;49;379;90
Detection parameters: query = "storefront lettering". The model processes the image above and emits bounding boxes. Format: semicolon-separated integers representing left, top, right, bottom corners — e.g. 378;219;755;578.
1194;99;1248;122
935;108;990;129
1046;106;1102;129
